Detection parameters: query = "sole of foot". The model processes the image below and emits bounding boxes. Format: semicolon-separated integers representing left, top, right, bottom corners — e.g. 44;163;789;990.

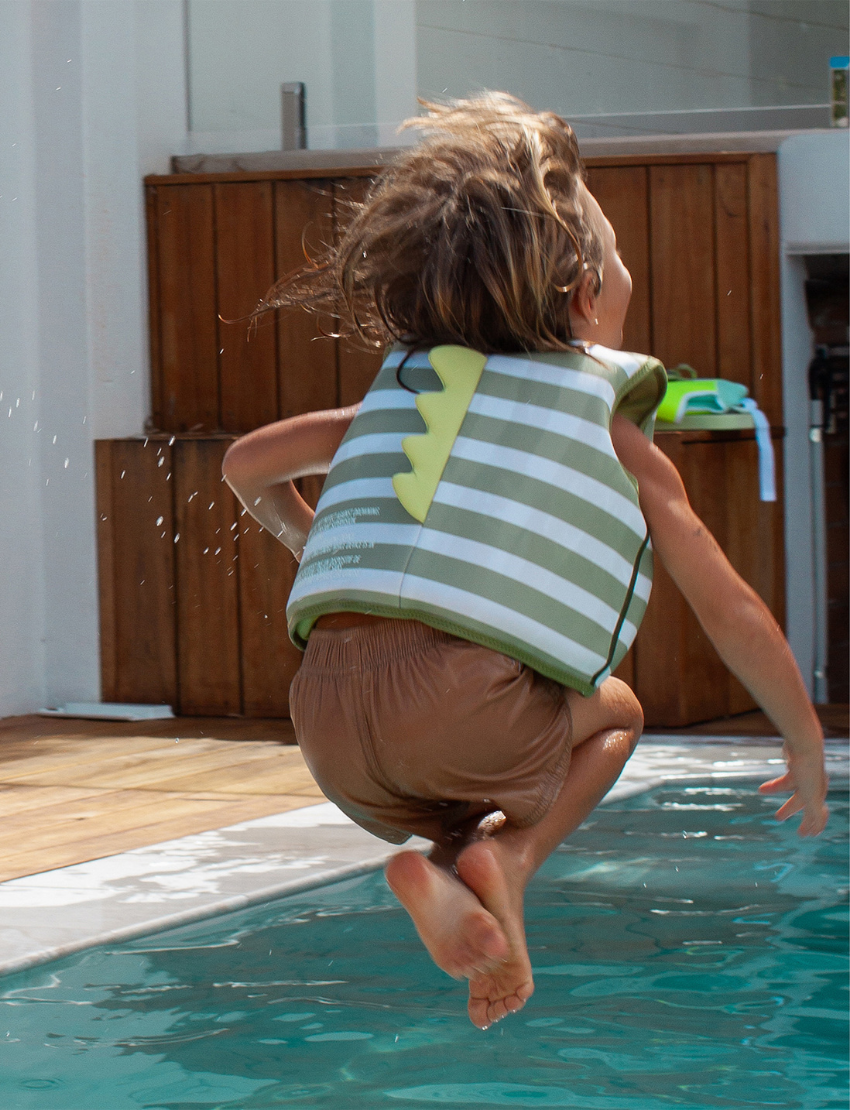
385;850;509;980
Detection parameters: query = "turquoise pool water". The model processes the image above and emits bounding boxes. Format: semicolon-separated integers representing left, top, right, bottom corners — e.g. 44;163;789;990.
1;781;847;1110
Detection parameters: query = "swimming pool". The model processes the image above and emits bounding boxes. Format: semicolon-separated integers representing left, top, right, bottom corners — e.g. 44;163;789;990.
1;780;846;1109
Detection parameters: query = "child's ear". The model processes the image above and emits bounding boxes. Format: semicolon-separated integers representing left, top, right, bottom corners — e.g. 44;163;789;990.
568;269;599;334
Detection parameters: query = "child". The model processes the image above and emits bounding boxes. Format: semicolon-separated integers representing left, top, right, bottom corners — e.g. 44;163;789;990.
223;94;829;1031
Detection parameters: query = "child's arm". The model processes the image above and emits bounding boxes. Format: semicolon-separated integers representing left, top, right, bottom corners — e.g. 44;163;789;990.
611;415;828;837
222;406;358;560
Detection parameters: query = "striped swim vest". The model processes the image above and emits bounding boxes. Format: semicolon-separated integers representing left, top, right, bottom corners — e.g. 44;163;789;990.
287;343;667;695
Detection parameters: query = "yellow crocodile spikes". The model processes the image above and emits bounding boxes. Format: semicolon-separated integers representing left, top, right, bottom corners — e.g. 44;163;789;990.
392;346;487;523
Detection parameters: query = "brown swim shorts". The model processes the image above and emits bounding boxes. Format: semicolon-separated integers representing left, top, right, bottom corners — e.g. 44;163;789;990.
288;618;573;845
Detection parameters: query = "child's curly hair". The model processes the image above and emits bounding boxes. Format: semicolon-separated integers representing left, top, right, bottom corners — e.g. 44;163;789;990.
260;92;603;353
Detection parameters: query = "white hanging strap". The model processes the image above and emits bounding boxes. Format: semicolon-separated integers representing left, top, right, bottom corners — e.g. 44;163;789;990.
735;398;776;502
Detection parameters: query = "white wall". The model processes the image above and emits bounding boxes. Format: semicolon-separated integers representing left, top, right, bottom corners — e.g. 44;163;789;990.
187;0;419;151
417;0;846;115
184;0;846;149
0;0;187;716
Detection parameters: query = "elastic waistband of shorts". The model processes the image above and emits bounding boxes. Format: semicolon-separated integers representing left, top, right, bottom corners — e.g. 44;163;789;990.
303;618;456;672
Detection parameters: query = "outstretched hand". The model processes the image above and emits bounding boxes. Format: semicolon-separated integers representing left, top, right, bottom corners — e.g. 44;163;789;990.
758;746;829;837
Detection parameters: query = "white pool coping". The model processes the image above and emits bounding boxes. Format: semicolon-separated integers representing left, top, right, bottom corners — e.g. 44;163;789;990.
1;736;846;977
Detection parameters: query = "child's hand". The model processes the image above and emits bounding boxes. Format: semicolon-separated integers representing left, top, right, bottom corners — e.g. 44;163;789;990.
758;745;829;837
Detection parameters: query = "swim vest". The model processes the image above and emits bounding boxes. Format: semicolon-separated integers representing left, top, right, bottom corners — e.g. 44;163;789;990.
287;343;667;695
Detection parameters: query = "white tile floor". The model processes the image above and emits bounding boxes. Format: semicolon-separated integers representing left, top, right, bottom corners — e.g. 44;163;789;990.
1;737;846;976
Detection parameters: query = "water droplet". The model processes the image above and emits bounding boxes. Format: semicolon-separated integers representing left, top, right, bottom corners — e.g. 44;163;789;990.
120;470;126;479
174;533;180;543
156;516;164;526
214;547;221;555
203;547;210;555
208;502;215;510
157;457;164;467
64;458;69;469
33;421;38;431
253;497;262;506
16;398;20;407
52;435;57;444
169;435;175;446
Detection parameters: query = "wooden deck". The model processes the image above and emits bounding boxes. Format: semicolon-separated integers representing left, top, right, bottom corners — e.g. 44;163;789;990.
1;707;845;885
0;715;323;883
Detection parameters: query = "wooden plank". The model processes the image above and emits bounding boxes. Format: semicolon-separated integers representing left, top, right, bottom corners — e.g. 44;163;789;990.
156;184;219;432
96;440;178;706
612;648;634;690
274;179;338;417
215;182;279;432
95;441;117;701
747;154;783;428
676;440;736;722
145;186;164;429
649;164;717;375
334;178;384;405
714;162;752;389
238;521;303;717
173;439;242;714
0;793;325;883
634;433;786;726
143;155;752;188
584;153;754;169
145;166;383;186
585;165;651;355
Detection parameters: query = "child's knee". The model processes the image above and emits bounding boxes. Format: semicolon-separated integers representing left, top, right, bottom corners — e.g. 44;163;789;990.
606;677;644;742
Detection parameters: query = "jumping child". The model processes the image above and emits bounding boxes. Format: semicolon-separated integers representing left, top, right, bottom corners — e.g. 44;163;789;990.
223;94;829;1031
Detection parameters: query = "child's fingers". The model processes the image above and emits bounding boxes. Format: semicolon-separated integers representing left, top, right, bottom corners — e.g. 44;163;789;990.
759;773;793;795
797;809;828;837
773;794;804;822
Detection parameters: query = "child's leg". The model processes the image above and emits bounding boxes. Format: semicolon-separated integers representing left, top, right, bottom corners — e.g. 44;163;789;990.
385;676;642;1029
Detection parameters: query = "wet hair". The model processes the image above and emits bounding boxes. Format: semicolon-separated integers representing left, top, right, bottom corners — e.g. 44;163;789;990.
259;92;604;353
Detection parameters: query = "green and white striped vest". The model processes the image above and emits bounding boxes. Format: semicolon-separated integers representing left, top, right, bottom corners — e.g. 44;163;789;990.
287;343;667;695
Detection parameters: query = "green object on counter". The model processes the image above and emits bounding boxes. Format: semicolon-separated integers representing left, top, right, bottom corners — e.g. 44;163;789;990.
657;378;749;424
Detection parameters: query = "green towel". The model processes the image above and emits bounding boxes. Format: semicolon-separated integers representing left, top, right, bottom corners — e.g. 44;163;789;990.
657;378;749;424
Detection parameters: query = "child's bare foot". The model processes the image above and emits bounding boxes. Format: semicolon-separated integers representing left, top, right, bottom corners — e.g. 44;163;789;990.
455;840;535;1029
385;851;510;980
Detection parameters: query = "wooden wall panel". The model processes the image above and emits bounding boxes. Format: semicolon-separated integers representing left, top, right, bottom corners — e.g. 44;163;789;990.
216;183;278;432
154;185;219;432
586;165;651;355
145;189;164;431
649;164;717;375
334;178;384;406
714;163;752;389
238;522;302;717
275;179;338;417
632;431;784;725
173;440;242;714
747;154;783;428
96;440;177;706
